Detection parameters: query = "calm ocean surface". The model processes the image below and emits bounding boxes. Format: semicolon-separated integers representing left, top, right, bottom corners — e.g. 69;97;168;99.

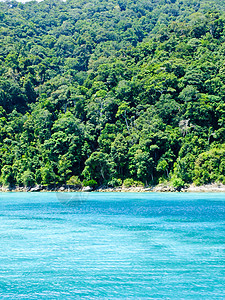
0;192;224;299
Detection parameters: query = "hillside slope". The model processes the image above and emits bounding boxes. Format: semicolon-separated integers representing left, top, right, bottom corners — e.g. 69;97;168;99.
0;0;225;188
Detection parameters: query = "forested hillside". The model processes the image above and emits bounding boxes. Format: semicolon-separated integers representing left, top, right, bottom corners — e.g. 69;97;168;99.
0;0;225;188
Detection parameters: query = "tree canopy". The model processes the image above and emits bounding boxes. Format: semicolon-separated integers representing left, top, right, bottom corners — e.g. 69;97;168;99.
0;0;225;187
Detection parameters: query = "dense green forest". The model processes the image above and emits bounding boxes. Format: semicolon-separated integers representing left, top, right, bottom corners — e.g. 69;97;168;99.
0;0;225;188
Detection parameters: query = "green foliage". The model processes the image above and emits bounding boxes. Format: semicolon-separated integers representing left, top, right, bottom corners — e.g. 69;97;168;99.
40;164;56;186
1;165;15;186
0;0;225;188
82;151;113;184
66;175;82;187
82;179;98;188
123;178;144;188
171;176;185;189
107;177;122;187
21;170;35;187
194;146;225;185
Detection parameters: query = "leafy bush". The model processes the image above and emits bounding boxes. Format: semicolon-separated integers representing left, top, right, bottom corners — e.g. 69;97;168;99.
123;178;134;187
1;165;15;186
193;146;225;185
171;176;185;189
66;176;82;187
21;170;35;187
40;164;56;185
82;179;98;187
123;178;144;187
107;177;122;187
134;181;145;187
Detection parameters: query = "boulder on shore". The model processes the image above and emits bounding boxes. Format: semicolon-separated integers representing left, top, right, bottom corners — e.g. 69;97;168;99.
82;186;93;192
30;185;42;192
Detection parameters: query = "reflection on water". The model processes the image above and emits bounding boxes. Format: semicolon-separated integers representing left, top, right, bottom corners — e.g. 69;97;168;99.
0;192;225;299
56;192;90;207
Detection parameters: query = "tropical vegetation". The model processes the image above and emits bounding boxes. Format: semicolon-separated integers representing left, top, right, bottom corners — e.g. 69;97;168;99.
0;0;225;188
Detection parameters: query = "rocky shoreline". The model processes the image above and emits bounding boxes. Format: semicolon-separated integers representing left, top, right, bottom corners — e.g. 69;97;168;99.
1;183;225;193
96;183;225;193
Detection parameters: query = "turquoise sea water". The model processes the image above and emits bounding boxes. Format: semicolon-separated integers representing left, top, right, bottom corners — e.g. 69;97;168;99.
0;192;225;299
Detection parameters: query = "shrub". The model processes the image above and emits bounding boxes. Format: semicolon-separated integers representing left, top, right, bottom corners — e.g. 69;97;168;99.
193;146;225;185
66;175;82;187
21;170;35;187
82;179;98;187
171;176;185;189
35;169;42;185
1;165;15;186
123;178;144;187
40;164;55;185
107;178;122;187
134;180;145;187
123;178;135;187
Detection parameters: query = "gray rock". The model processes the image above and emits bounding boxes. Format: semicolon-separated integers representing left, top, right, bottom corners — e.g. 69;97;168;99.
30;185;42;192
82;186;93;192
